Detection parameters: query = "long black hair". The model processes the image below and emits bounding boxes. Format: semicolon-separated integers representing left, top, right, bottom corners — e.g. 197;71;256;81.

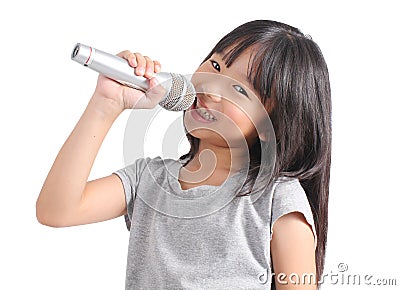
180;20;331;283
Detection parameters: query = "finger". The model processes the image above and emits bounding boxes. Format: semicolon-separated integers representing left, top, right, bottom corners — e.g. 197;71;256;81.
128;54;137;67
143;56;155;78
116;50;138;69
154;60;162;73
116;50;130;58
116;50;134;65
145;77;167;108
133;52;146;76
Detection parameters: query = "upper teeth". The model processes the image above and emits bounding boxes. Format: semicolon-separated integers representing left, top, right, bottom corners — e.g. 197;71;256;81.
196;102;216;121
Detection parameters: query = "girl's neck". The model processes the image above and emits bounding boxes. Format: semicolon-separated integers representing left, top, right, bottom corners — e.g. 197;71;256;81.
179;141;248;188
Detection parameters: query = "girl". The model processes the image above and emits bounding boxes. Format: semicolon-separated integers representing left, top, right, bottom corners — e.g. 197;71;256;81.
37;20;331;289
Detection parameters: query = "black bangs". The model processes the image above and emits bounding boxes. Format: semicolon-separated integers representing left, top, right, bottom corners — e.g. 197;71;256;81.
221;37;257;67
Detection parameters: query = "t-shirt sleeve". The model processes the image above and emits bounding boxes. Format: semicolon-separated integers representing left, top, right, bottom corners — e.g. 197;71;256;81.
113;157;150;231
270;178;317;248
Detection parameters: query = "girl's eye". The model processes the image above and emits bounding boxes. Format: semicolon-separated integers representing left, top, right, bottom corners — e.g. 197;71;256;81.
210;60;220;72
233;85;248;97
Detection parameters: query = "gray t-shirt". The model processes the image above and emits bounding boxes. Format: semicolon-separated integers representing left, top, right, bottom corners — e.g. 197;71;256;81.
114;157;316;290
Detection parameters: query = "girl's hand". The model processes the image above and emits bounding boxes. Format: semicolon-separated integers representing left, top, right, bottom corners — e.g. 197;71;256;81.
92;51;165;112
37;51;165;228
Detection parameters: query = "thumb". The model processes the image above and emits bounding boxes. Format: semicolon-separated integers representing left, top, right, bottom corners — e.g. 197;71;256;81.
144;77;167;108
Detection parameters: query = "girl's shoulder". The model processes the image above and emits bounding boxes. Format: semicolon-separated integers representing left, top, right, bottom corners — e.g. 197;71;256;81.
270;176;317;247
268;177;310;215
271;176;310;209
123;156;179;171
273;176;304;197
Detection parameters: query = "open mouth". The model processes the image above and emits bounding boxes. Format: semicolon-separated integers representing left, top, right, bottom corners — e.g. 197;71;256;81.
190;97;217;123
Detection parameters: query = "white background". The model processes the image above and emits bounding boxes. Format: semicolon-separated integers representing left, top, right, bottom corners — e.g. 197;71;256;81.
1;0;399;289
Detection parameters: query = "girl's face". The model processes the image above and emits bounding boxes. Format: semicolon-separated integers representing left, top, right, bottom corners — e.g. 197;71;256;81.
184;48;269;148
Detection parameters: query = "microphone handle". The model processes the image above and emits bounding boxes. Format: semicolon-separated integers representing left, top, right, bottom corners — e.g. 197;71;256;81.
71;43;172;94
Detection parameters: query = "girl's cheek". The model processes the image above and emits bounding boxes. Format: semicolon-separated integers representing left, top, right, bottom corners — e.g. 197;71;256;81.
226;105;251;124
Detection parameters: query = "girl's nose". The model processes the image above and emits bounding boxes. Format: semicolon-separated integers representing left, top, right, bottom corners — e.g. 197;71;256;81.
192;72;227;103
198;83;223;103
205;92;222;103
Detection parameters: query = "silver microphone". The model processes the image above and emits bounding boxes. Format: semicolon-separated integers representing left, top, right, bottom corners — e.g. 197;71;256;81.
71;43;195;111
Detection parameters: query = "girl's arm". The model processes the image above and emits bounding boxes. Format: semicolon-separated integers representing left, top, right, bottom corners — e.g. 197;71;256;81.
36;52;163;227
270;212;317;290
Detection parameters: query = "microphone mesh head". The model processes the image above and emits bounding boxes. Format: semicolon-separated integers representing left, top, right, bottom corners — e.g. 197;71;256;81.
158;73;196;111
